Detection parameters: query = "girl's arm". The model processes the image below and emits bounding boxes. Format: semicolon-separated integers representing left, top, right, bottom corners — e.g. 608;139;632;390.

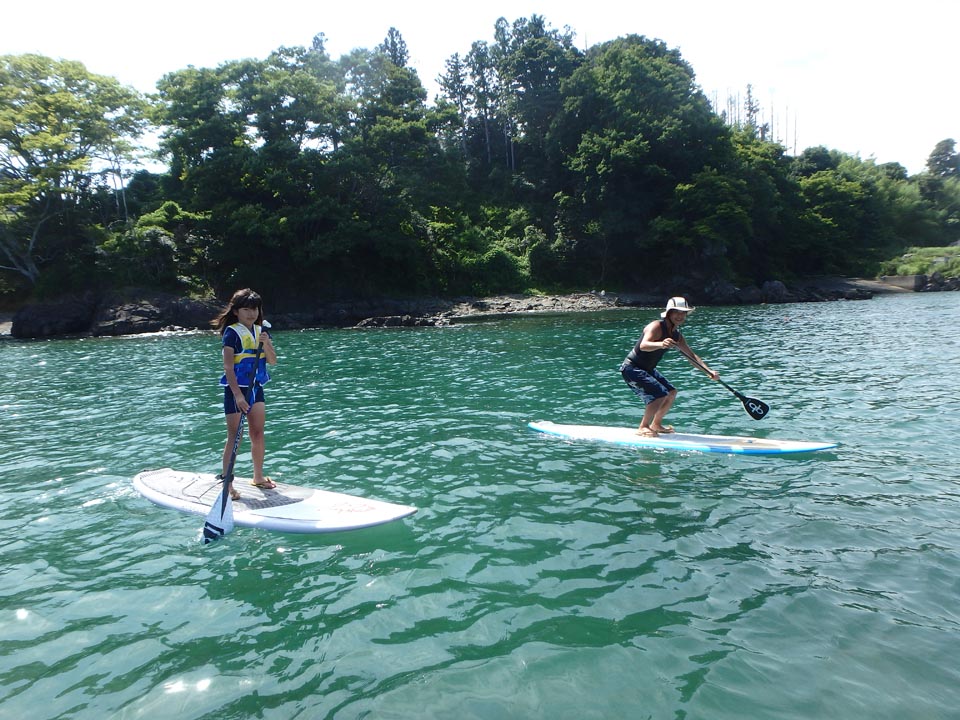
260;328;277;365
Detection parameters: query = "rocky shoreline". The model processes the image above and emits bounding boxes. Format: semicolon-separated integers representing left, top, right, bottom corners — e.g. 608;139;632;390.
0;275;951;340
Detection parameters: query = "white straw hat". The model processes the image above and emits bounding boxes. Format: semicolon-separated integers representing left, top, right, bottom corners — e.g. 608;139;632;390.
660;296;695;318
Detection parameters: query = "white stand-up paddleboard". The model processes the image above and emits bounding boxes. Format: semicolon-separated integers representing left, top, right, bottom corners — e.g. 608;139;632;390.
529;421;837;455
134;469;417;533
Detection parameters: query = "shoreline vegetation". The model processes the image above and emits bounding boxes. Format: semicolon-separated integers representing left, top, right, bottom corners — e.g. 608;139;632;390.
4;31;960;326
4;274;954;341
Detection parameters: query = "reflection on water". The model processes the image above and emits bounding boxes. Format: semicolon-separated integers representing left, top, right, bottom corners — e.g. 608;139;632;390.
1;293;959;718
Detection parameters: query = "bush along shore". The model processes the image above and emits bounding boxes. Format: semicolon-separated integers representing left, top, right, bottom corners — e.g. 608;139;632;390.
3;274;957;340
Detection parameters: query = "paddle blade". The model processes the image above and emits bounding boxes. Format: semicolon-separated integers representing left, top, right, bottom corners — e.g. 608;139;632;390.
737;393;770;420
202;489;235;544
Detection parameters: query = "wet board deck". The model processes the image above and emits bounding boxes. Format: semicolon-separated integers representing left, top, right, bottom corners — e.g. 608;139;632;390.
133;469;417;533
528;421;837;455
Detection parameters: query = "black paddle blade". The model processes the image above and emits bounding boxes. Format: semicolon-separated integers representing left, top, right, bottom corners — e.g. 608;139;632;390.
202;521;227;544
736;393;770;420
202;484;235;544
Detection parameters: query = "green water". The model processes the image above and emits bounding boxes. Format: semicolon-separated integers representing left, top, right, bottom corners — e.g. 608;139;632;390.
2;293;959;719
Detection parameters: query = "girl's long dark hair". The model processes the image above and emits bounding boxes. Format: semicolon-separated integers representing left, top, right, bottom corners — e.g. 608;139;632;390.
211;289;264;334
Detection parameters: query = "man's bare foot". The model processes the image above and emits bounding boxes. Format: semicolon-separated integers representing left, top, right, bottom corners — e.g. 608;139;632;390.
636;427;658;437
652;425;675;434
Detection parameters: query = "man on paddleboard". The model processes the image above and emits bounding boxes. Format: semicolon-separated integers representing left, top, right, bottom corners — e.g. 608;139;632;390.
620;297;718;437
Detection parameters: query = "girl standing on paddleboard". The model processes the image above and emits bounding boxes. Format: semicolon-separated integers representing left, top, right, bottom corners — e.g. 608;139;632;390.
211;289;278;499
620;296;718;437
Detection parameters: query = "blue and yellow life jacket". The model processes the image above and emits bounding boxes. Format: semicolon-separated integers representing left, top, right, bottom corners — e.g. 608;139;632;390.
219;323;271;387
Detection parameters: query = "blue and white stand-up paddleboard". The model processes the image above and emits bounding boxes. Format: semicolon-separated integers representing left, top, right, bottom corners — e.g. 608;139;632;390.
528;421;837;455
134;469;416;533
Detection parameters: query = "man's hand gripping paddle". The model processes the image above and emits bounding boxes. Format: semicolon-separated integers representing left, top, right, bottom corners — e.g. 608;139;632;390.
202;320;270;543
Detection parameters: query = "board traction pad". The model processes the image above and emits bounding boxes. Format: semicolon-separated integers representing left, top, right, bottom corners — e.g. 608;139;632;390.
137;469;311;511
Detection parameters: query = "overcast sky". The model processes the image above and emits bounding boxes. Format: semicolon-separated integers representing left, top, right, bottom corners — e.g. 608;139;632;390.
6;0;957;174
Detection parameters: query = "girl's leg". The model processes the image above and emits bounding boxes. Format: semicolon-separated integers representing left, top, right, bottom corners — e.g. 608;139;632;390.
246;402;269;486
223;412;243;499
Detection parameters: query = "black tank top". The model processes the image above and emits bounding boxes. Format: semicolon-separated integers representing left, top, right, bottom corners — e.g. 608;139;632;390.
625;320;681;371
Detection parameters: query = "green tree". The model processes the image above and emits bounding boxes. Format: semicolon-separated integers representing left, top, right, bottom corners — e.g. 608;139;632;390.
917;140;960;236
491;15;582;182
723;128;803;282
921;174;960;244
437;53;470;155
926;138;959;178
790;145;841;177
125;200;214;288
154;44;360;295
464;41;502;169
97;226;178;287
378;27;410;68
878;175;942;248
791;169;868;274
651;168;753;283
232;46;346;160
154;64;246;208
0;54;148;288
545;34;729;286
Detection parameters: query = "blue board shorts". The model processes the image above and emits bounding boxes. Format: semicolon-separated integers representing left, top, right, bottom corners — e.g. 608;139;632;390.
620;362;675;405
223;385;265;415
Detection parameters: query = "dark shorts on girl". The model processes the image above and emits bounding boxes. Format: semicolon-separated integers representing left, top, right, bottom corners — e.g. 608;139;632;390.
223;385;265;415
620;362;675;405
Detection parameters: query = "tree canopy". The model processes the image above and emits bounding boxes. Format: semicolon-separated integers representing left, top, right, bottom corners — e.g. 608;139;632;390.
1;18;957;307
0;54;147;291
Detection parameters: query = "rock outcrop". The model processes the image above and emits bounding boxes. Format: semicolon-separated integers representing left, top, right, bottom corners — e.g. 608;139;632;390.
11;294;98;339
4;273;956;340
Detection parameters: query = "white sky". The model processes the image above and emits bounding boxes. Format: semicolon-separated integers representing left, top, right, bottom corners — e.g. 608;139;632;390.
6;0;957;174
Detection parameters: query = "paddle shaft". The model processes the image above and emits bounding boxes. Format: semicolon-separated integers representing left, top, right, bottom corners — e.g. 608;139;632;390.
676;345;769;420
681;348;740;395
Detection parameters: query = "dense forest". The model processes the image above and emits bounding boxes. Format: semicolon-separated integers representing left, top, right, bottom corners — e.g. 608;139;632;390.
1;15;958;310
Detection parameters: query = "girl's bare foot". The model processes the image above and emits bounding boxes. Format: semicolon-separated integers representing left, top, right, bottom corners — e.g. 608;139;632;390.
636;427;658;437
652;425;675;434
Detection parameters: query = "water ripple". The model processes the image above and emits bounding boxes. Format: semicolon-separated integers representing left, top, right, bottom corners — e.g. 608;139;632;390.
2;295;960;718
